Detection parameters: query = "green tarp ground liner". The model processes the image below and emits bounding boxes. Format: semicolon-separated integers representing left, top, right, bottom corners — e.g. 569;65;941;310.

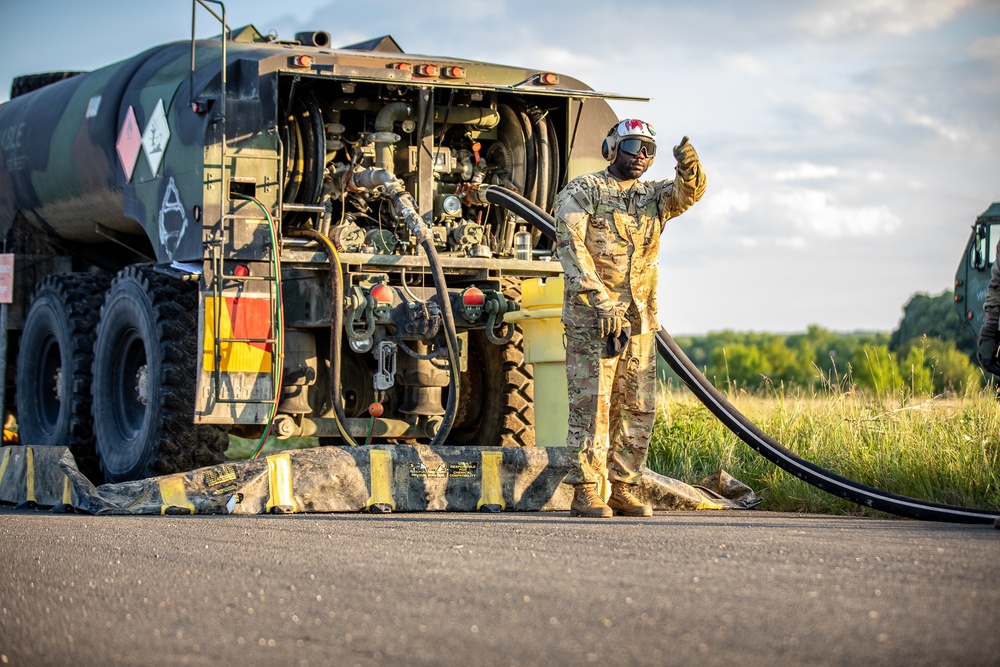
0;445;761;515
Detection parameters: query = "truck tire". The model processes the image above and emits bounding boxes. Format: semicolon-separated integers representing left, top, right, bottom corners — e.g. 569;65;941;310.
92;266;228;482
449;279;535;447
16;273;111;482
9;71;85;99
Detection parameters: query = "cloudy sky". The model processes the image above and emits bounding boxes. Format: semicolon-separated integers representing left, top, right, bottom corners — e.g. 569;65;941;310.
2;0;998;334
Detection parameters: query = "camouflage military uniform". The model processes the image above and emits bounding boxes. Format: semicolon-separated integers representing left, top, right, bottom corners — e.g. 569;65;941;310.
554;163;706;485
985;253;1000;327
978;247;1000;373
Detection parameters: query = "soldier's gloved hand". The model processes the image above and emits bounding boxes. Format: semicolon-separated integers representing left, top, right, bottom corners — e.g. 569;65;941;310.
673;136;699;174
596;308;624;339
978;320;1000;374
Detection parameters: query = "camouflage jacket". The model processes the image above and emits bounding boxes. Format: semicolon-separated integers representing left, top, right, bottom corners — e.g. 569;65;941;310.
986;248;1000;327
553;164;706;333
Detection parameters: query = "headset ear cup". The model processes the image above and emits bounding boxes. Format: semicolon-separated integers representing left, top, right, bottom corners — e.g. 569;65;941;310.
602;135;615;161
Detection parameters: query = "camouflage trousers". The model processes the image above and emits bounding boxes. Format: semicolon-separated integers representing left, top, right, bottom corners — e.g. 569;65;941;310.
563;325;657;485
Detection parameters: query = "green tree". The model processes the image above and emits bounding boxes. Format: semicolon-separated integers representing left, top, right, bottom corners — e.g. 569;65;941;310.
899;336;981;394
708;343;770;388
890;291;974;356
898;345;935;395
850;344;903;393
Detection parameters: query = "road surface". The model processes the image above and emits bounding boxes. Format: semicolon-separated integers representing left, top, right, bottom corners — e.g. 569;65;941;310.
0;508;997;666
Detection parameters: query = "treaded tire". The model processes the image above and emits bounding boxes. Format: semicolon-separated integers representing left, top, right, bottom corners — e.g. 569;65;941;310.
10;72;85;99
16;273;111;482
92;266;228;482
448;278;535;447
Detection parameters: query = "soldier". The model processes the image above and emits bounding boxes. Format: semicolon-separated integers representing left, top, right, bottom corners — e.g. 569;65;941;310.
977;254;1000;376
975;253;1000;530
553;119;707;518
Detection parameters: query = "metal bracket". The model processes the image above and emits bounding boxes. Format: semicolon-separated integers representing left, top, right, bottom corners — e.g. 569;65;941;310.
484;296;515;345
374;341;397;391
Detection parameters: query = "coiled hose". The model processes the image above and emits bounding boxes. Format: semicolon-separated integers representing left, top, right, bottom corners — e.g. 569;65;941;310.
477;184;1000;524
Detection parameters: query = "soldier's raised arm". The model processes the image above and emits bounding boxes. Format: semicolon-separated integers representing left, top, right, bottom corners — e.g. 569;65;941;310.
658;136;707;221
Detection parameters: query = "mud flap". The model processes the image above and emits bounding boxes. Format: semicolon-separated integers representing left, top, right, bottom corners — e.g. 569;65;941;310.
0;445;761;515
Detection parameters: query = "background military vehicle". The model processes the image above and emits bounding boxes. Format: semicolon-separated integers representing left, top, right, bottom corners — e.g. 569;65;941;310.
0;6;633;483
954;201;1000;352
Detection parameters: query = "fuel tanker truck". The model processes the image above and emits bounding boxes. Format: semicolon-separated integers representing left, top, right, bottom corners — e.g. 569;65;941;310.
0;10;633;483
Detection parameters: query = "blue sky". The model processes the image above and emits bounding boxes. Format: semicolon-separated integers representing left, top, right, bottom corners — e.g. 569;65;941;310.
2;0;999;334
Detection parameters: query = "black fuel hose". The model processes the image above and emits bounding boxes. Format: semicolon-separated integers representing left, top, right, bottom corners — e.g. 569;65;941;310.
478;184;1000;524
350;169;462;447
292;229;360;446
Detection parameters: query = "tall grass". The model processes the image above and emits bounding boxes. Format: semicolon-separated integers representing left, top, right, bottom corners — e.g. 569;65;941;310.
647;380;1000;516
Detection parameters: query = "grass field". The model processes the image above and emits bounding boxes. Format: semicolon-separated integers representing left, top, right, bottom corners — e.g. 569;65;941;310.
228;385;1000;517
647;383;1000;515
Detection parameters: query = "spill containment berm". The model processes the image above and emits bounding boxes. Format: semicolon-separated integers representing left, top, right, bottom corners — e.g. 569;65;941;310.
0;445;760;515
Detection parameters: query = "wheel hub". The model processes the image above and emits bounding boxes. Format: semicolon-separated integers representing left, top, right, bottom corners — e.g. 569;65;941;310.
135;364;148;405
52;366;63;403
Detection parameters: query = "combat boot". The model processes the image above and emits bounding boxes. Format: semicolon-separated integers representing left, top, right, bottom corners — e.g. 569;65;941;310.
608;482;653;517
570;483;613;518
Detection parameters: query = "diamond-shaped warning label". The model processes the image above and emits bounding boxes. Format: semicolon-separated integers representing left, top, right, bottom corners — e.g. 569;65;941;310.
141;99;170;177
116;106;142;183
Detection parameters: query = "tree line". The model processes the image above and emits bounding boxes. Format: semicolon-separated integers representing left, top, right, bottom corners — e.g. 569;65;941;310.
666;290;981;395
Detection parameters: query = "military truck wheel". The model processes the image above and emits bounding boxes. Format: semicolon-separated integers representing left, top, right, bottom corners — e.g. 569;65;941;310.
92;266;228;482
449;280;535;447
10;71;85;99
16;273;111;482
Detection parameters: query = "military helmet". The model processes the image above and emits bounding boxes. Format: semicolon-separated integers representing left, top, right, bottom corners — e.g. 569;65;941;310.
602;118;657;161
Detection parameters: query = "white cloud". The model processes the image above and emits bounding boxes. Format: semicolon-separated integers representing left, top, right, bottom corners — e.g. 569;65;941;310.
901;109;968;142
774;163;841;181
794;91;874;128
969;35;1000;62
775;189;902;237
797;0;973;38
721;53;770;77
698;188;751;228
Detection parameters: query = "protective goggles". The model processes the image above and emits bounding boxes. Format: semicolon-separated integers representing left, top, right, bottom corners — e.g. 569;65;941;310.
617;137;656;158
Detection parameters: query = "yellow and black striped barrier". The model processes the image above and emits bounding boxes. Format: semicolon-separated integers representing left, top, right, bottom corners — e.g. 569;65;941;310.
0;444;760;515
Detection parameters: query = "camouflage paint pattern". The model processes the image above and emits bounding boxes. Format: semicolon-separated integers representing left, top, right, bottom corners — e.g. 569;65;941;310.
953;202;1000;341
554;146;706;485
984;243;1000;327
0;444;761;514
563;326;657;484
553;165;706;334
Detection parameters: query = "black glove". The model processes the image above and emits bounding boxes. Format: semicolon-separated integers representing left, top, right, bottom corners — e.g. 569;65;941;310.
673;136;699;174
606;323;632;358
977;320;1000;374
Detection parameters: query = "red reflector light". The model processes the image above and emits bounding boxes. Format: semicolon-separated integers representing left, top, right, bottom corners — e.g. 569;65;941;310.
370;285;393;303
233;265;250;277
539;72;559;85
444;66;466;78
291;55;314;68
462;287;485;306
393;62;411;71
416;64;439;77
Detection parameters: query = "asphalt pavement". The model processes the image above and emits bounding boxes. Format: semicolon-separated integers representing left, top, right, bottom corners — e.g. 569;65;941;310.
0;508;997;666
